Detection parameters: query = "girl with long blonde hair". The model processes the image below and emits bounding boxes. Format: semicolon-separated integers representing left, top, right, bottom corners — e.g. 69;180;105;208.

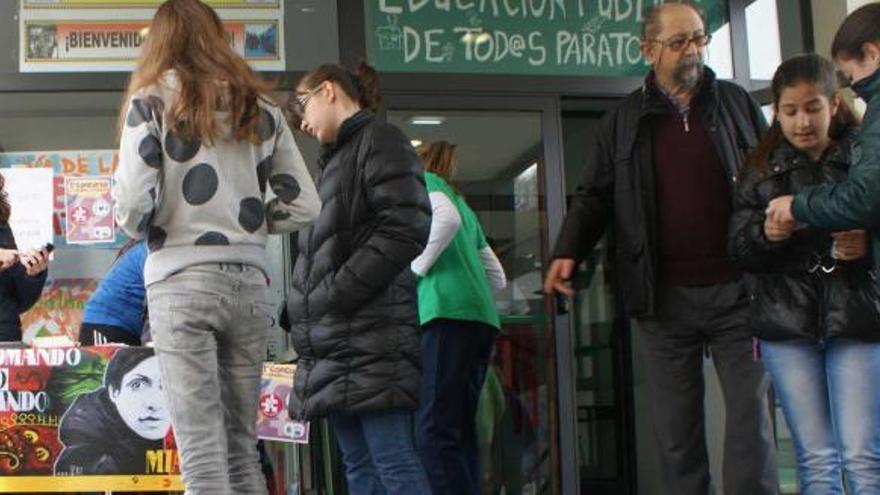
112;1;319;493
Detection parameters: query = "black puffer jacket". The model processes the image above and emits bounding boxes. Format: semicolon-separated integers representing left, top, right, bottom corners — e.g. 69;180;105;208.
729;127;880;341
0;224;48;342
552;68;766;316
286;111;431;420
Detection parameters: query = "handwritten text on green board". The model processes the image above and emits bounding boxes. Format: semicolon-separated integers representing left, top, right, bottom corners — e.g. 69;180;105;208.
367;0;727;76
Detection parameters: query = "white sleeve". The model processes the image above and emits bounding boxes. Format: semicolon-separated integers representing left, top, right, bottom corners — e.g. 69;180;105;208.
411;191;461;276
479;246;507;290
113;94;163;239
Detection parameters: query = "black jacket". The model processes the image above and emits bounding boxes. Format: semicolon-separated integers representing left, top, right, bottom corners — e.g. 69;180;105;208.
552;68;766;316
0;225;48;342
728;129;879;341
286;111;432;420
55;388;162;475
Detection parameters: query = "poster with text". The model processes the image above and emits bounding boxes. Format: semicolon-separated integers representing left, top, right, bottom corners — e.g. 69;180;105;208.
257;363;308;444
0;168;54;252
20;7;285;72
64;176;115;245
0;149;126;249
0;346;183;492
24;0;279;8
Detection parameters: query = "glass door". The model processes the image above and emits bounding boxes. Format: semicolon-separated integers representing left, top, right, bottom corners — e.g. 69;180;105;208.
384;94;574;494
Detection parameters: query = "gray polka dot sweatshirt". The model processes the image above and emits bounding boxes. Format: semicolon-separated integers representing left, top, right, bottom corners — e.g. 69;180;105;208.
113;77;321;286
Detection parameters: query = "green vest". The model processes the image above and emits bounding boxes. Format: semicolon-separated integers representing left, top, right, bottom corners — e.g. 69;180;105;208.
418;172;501;329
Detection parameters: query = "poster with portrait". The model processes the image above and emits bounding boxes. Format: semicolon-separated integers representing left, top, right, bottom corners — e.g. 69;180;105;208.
0;346;182;492
64;176;115;244
0;346;303;492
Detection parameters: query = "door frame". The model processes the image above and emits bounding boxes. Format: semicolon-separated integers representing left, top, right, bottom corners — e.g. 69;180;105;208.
382;92;578;495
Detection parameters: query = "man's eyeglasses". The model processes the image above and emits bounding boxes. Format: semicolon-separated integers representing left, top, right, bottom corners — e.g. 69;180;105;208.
648;33;712;52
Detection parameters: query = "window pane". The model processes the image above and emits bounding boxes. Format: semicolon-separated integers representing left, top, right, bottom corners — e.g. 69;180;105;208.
746;0;782;80
706;22;734;80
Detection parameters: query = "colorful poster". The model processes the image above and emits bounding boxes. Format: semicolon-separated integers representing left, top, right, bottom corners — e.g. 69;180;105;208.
0;150;125;249
20;7;285;72
0;347;299;492
64;176;115;245
257;363;308;444
0;346;183;492
24;0;280;8
0;168;54;252
20;278;97;344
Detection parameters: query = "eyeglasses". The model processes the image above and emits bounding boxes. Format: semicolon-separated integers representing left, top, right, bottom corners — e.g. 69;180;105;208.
649;33;712;52
290;83;324;117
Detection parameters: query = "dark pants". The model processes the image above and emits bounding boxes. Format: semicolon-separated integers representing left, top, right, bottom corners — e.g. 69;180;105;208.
79;322;141;346
637;279;778;495
417;318;496;495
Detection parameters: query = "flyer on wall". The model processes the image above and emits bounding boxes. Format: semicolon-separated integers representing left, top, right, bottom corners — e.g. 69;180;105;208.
20;3;285;72
0;149;127;249
64;176;115;245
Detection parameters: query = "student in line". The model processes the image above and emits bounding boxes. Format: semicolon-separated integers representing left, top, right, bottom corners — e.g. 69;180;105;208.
113;1;320;493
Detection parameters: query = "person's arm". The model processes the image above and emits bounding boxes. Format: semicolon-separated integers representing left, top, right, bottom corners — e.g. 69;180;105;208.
113;93;163;239
265;109;321;233
328;127;432;314
791;98;880;229
728;166;791;271
551;114;615;262
411;191;461;276
479;246;507;290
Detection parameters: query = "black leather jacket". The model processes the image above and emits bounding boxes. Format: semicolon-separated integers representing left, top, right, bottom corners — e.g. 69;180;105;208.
553;68;766;316
729;127;880;341
286;111;431;420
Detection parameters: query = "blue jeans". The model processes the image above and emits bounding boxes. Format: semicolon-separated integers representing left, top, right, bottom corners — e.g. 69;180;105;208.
762;338;880;495
417;319;495;495
329;409;430;495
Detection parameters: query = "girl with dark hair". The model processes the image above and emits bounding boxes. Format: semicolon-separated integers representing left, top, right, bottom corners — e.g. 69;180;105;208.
111;1;320;493
0;174;51;342
285;62;432;495
767;4;880;281
729;53;879;494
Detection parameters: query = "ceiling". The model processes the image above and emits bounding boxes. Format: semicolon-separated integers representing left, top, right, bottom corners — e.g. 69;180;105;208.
388;110;542;182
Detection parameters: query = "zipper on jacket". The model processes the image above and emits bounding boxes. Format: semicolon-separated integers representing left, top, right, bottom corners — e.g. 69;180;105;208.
683;113;690;133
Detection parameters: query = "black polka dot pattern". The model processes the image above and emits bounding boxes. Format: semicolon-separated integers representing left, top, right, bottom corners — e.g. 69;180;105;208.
126;96;165;128
138;135;163;169
238;197;265;233
195;232;229;246
148;226;166;251
271;210;291;221
165;130;201;163
126;99;152;127
257;155;272;194
269;174;301;204
136;212;152;233
258;108;276;141
182;163;219;205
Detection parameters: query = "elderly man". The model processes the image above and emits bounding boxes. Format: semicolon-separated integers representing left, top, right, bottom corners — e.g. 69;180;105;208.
544;2;777;493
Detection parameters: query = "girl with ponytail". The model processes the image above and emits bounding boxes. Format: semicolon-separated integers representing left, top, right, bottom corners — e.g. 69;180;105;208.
284;62;432;495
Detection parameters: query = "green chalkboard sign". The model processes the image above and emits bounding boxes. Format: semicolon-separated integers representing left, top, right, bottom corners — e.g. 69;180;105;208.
366;0;727;77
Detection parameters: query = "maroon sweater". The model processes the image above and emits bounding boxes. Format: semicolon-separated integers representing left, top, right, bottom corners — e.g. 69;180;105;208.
652;98;739;286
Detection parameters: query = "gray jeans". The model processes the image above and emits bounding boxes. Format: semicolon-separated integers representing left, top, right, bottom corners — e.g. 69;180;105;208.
147;263;272;495
637;279;778;495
